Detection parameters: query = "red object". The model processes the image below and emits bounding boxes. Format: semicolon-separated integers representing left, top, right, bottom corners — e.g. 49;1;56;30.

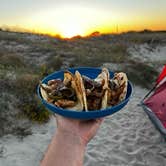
144;81;166;128
156;65;166;85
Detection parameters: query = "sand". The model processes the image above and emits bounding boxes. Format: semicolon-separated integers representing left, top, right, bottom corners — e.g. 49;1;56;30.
128;44;166;63
0;86;166;166
1;33;166;165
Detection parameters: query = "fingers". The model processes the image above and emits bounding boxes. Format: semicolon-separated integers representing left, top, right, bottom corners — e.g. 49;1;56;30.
54;114;105;128
54;113;104;123
81;117;104;127
95;117;104;124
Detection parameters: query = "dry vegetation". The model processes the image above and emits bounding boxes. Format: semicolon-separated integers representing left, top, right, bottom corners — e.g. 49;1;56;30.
0;45;50;136
0;29;166;137
122;61;159;89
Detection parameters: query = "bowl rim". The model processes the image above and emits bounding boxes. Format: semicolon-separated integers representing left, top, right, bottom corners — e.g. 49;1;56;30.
37;67;133;114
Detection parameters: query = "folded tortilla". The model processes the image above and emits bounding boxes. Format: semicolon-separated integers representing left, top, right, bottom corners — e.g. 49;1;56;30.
107;72;128;107
95;68;110;109
40;68;128;112
40;70;85;111
82;68;110;111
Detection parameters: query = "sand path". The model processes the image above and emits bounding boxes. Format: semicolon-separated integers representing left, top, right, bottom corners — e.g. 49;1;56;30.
0;86;166;166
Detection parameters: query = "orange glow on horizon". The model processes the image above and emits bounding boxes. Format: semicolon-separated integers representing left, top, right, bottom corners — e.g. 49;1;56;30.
25;24;166;38
2;5;164;38
23;17;166;38
0;2;166;38
3;23;166;39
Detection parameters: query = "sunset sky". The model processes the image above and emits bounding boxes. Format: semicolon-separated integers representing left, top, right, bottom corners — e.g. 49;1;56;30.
0;0;166;37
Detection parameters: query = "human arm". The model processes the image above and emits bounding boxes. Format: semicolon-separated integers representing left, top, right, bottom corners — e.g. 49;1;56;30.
40;116;104;166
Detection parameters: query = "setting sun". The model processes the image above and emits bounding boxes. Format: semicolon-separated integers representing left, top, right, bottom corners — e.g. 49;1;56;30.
55;19;86;38
58;22;83;38
18;7;114;38
0;1;166;38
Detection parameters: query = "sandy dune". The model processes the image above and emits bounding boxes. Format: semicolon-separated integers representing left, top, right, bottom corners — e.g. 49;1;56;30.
128;44;166;63
0;31;166;166
0;86;166;166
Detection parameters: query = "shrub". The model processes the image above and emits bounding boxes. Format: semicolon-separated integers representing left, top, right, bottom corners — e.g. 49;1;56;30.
0;31;33;45
14;74;50;123
72;42;128;67
111;43;127;54
39;64;50;77
18;96;50;123
46;55;63;71
38;55;63;78
14;74;38;94
123;62;158;89
0;78;15;93
0;53;25;68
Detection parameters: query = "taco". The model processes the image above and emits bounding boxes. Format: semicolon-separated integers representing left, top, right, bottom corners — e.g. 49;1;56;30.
82;68;109;111
40;68;128;112
107;72;128;106
40;70;85;111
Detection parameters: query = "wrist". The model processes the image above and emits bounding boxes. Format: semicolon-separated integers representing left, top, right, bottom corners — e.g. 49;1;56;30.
56;129;86;148
54;130;86;166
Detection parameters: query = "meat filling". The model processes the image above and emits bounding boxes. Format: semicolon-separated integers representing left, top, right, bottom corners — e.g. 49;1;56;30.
83;76;104;111
108;82;126;106
40;79;77;108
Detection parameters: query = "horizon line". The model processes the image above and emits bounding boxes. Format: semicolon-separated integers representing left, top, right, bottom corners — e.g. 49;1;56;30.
0;26;166;39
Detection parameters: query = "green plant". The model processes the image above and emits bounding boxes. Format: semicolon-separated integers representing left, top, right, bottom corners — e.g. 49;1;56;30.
0;53;25;68
14;74;50;123
123;62;158;89
46;55;63;71
71;42;128;67
18;96;50;123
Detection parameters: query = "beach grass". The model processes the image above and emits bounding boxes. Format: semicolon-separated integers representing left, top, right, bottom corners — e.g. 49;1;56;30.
0;30;165;137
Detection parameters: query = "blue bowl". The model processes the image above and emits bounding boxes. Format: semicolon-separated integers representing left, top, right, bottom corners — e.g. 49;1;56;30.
37;67;132;119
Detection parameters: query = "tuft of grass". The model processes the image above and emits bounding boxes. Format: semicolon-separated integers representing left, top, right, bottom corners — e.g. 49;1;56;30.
37;55;64;78
14;74;38;94
52;55;63;70
71;42;129;67
123;61;159;89
0;31;33;45
0;52;50;124
18;96;50;123
0;53;26;68
46;55;63;71
13;74;50;123
122;32;166;45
